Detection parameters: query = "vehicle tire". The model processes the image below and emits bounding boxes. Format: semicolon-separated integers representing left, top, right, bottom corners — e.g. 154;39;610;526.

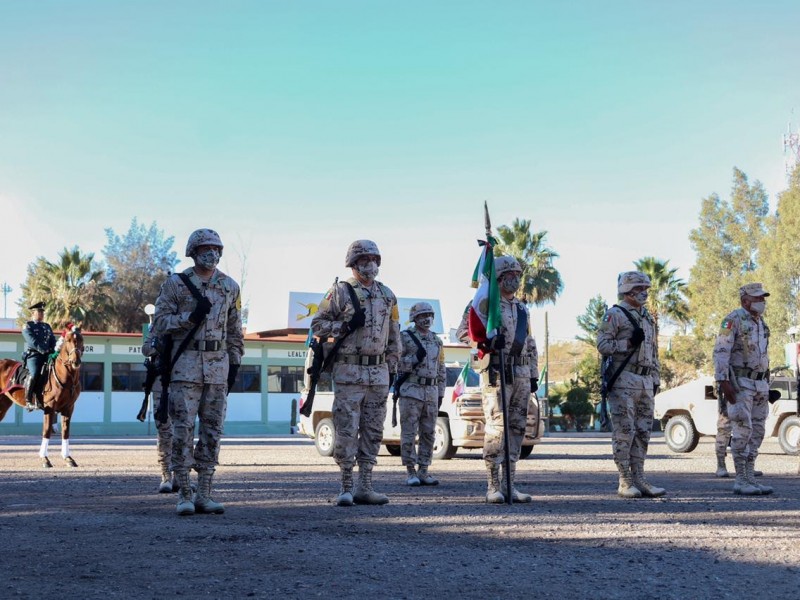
385;444;402;456
432;417;457;460
664;414;700;453
314;418;335;457
777;416;800;455
519;445;534;460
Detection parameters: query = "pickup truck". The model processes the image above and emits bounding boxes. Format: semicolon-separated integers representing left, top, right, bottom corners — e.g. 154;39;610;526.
654;375;799;455
298;361;545;460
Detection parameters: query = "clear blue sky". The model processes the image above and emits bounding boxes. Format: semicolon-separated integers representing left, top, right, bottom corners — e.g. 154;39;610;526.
1;1;798;340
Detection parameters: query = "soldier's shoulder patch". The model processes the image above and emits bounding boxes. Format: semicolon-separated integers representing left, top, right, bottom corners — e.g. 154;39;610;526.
603;313;613;322
391;303;399;322
720;319;733;330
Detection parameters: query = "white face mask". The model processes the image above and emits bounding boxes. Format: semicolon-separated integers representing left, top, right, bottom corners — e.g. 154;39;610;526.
195;248;220;270
749;301;766;315
356;260;379;281
415;316;433;330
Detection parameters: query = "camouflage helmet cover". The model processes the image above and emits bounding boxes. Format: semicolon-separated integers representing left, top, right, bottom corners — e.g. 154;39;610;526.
409;301;435;321
494;255;523;278
345;239;381;267
617;271;651;294
185;229;224;257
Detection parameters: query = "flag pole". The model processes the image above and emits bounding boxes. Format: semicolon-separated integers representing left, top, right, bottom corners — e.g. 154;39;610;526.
485;202;513;506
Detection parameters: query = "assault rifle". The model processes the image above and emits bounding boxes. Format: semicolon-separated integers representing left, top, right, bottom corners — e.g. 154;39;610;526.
136;356;161;422
599;306;645;429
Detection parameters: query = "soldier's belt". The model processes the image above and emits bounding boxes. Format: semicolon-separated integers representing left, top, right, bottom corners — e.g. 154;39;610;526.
407;375;437;386
490;355;531;366
336;353;386;366
623;364;652;376
731;367;768;381
190;340;224;352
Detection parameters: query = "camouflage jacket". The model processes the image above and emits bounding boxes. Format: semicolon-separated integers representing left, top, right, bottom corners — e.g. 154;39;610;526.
713;307;770;392
310;277;401;386
398;326;447;400
153;267;244;385
597;300;660;389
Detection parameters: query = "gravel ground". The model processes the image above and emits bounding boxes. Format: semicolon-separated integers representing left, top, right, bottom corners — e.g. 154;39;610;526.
1;433;798;599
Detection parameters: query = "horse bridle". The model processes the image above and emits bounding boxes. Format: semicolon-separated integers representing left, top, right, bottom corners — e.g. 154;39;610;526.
58;335;84;369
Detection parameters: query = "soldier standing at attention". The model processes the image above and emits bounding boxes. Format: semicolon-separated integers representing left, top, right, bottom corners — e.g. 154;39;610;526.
397;302;446;486
21;302;57;411
153;229;243;516
597;271;664;499
713;283;773;496
311;240;401;506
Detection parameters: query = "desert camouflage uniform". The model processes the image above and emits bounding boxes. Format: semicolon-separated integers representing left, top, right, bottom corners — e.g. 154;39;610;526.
397;326;446;468
597;300;660;468
153;267;243;473
311;278;401;469
712;307;770;463
142;330;174;487
715;412;733;457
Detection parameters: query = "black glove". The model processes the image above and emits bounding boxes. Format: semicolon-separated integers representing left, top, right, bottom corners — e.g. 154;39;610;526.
415;347;427;363
389;372;396;389
530;378;538;393
630;327;645;347
489;333;506;351
653;383;660;395
227;363;240;394
438;396;443;409
188;297;212;324
349;309;366;330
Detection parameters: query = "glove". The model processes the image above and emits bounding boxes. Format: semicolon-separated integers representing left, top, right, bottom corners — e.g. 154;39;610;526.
349;309;366;330
227;363;240;394
630;327;645;347
389;372;396;389
719;380;737;404
530;378;538;393
188;297;212;324
438;396;443;409
653;383;660;395
415;347;427;363
489;333;506;351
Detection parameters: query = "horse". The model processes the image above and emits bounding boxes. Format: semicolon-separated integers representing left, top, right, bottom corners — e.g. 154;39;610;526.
0;326;84;468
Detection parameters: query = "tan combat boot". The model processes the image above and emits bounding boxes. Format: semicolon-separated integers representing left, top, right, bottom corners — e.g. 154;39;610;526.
336;467;355;506
732;457;760;496
158;467;173;494
194;469;225;514
406;465;421;487
745;456;772;495
175;470;195;516
715;454;729;478
485;462;505;504
503;462;532;503
616;461;642;499
631;463;666;497
353;464;389;505
417;466;439;486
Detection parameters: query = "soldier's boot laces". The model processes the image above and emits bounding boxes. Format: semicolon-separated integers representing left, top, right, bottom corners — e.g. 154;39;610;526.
417;466;439;486
746;457;772;495
715;454;729;478
194;469;225;514
175;471;196;516
733;457;761;496
405;465;421;487
353;465;389;505
158;467;173;493
616;462;642;499
631;463;665;497
503;463;532;503
336;468;355;506
485;463;505;504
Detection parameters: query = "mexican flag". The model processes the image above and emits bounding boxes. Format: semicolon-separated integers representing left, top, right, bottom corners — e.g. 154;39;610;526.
451;361;470;403
468;235;502;356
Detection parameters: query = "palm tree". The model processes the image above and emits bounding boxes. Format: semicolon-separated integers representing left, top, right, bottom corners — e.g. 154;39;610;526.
633;256;690;335
496;218;563;306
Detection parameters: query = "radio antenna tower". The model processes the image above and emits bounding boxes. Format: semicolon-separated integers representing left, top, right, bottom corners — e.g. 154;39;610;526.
784;110;800;179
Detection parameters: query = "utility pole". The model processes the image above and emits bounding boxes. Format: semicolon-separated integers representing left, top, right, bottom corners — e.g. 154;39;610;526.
1;282;11;319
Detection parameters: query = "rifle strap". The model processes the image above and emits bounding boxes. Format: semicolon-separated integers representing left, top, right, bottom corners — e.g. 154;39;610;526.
509;304;528;357
394;329;425;399
170;273;209;370
319;281;364;372
604;305;645;393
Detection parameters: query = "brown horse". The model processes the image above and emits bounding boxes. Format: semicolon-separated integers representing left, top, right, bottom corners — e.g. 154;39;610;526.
0;326;84;468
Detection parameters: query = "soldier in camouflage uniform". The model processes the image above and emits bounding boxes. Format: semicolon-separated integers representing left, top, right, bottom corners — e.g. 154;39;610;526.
458;256;538;504
597;271;664;499
153;229;244;515
397;301;446;486
714;412;763;478
311;240;401;506
713;283;773;496
21;302;57;411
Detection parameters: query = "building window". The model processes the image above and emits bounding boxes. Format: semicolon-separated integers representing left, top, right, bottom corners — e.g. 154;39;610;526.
80;362;104;391
112;362;148;392
267;366;304;393
230;365;261;393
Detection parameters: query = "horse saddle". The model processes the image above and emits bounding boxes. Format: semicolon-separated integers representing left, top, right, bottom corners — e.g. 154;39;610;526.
2;362;27;395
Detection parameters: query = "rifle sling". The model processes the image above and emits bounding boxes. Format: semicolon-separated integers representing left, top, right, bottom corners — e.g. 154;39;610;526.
508;304;528;357
319;282;364;372
394;328;425;399
604;305;645;393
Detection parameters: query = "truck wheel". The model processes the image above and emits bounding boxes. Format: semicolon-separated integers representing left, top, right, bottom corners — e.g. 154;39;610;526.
314;418;335;457
664;415;700;453
519;445;534;460
385;444;402;456
778;416;800;455
432;417;457;460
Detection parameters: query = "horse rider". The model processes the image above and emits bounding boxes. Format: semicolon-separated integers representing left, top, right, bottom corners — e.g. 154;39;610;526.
22;301;57;411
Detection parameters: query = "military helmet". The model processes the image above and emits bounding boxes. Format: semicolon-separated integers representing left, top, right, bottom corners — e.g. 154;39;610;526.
617;271;651;294
345;239;381;268
494;255;523;278
409;301;435;321
185;229;224;258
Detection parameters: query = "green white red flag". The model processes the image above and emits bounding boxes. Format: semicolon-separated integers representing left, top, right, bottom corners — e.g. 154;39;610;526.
468;235;501;355
451;361;470;403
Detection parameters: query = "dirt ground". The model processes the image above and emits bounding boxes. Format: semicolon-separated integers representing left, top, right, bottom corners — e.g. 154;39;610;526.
1;433;798;599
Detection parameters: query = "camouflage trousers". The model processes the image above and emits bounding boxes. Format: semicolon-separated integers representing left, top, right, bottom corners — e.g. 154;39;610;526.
156;417;172;471
726;387;767;461
169;382;227;472
399;391;438;468
715;412;732;457
332;383;389;469
608;385;653;466
482;377;530;465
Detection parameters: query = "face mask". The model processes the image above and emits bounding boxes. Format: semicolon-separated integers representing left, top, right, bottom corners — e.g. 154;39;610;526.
356;261;379;281
195;248;220;270
501;275;521;293
415;316;433;330
749;301;766;315
633;291;649;305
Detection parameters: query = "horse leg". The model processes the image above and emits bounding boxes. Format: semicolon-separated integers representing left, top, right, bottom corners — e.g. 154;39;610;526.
0;396;12;422
61;411;78;467
40;409;53;468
